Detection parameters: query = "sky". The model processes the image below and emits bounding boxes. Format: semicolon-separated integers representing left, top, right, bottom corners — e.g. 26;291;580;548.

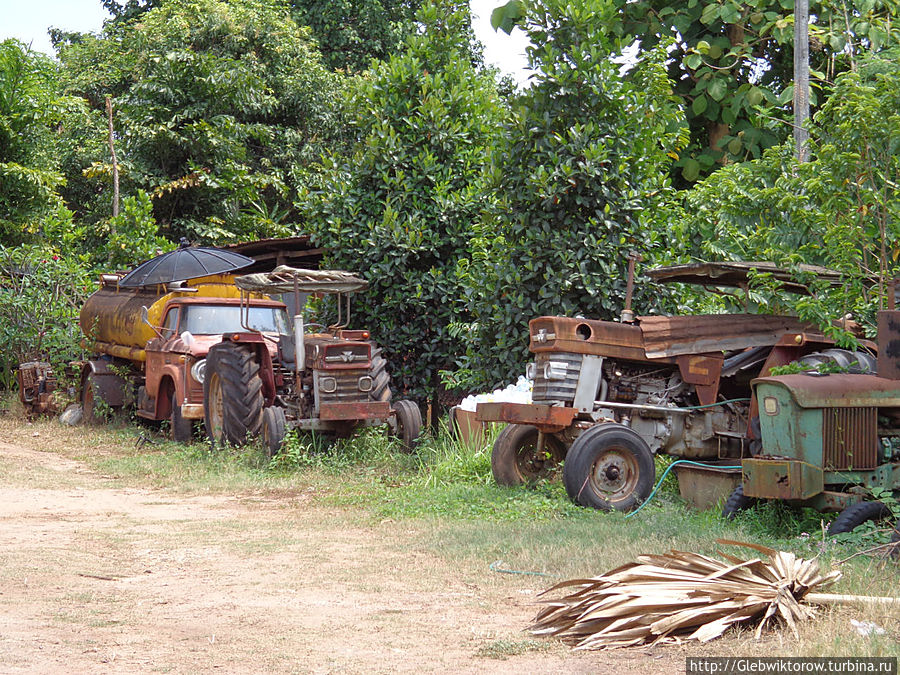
0;0;531;80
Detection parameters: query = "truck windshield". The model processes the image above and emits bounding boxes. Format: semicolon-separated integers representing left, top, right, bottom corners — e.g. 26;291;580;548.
181;305;288;335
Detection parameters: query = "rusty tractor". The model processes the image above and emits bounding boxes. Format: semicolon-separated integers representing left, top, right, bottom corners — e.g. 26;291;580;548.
476;261;875;512
202;266;422;453
724;310;900;539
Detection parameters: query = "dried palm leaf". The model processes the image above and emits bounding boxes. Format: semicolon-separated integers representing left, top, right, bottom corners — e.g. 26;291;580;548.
530;540;843;650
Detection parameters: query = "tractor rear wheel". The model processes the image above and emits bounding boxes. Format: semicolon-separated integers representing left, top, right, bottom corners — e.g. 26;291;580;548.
491;424;566;487
204;342;263;447
262;406;287;456
799;349;876;373
392;399;422;451
827;501;892;535
563;424;655;512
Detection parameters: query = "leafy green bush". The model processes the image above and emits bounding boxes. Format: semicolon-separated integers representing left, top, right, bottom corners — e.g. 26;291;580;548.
301;0;505;403
0;244;94;389
677;49;900;341
458;0;687;388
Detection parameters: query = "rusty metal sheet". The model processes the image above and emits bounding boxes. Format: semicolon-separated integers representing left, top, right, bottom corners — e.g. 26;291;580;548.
753;373;900;408
742;457;824;500
646;261;844;294
528;316;649;360
638;314;819;358
673;461;742;511
475;402;576;430
319;401;390;421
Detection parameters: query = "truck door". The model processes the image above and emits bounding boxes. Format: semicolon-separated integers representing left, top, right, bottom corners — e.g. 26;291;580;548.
144;306;182;411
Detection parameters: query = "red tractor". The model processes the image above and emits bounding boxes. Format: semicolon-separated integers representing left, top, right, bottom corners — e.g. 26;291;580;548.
203;266;422;453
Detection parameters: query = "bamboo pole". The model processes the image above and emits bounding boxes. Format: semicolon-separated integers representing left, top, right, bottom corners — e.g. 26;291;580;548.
807;593;900;606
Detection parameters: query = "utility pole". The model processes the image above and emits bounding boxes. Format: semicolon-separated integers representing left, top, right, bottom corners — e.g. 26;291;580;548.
793;0;810;162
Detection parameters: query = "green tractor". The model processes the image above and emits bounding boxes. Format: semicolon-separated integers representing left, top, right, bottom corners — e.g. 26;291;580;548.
725;310;900;540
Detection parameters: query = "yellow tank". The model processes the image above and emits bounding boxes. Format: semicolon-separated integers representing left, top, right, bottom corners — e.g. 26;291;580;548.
80;273;250;358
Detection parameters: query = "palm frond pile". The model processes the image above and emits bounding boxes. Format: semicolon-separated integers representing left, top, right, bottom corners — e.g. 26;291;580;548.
531;540;842;650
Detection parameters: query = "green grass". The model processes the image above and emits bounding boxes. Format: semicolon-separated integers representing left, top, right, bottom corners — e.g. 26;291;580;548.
5;407;900;657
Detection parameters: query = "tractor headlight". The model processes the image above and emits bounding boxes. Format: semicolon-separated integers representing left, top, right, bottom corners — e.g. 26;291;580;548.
358;376;373;392
320;376;337;393
190;359;207;384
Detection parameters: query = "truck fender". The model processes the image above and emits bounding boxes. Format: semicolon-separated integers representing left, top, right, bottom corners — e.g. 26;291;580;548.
81;359;128;408
149;368;184;419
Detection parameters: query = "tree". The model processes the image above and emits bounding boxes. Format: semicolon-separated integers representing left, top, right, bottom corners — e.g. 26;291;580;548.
56;0;347;247
0;40;81;245
494;0;899;183
287;0;424;73
676;48;900;342
460;0;686;388
301;0;505;404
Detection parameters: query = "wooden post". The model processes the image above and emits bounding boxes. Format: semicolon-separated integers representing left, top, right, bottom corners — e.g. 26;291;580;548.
106;96;120;219
793;0;810;162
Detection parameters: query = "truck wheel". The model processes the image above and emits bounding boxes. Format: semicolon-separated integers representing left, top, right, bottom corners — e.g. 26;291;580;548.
170;401;193;443
262;406;287;457
204;342;263;447
827;501;892;535
81;373;103;425
491;424;566;487
722;484;758;520
562;424;655;512
392;399;422;451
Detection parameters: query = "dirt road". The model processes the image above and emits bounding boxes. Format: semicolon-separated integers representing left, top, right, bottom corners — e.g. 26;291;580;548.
0;438;687;674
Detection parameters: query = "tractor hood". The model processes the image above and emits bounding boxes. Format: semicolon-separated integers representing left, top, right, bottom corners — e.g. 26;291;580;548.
753;373;900;408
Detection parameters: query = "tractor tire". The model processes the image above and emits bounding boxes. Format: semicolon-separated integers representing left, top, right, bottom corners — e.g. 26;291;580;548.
799;349;876;374
262;406;287;457
563;424;655;512
721;484;758;520
392;399;422;451
491;424;566;487
370;347;391;402
170;400;193;443
889;521;900;559
204;342;263;447
827;501;892;535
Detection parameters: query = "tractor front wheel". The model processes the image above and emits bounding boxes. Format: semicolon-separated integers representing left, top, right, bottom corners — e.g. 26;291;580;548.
827;501;892;535
721;484;758;520
262;406;287;457
392;400;422;451
562;424;655;512
491;424;566;487
204;342;263;447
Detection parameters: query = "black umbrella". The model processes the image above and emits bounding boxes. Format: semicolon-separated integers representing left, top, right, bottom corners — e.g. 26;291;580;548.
117;240;255;288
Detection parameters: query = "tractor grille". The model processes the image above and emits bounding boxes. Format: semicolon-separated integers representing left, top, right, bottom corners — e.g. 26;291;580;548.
318;369;372;404
532;352;582;404
822;407;878;470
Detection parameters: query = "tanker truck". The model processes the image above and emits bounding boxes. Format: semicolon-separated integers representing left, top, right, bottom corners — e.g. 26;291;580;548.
79;272;287;441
